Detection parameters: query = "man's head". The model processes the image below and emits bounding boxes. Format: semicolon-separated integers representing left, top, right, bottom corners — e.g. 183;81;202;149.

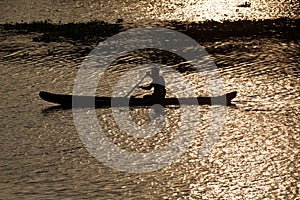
150;67;159;77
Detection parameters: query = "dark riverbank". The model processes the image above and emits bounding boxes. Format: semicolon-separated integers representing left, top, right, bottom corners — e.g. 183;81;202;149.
2;18;298;45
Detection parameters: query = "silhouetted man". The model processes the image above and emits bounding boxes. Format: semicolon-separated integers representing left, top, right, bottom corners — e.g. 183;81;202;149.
139;67;166;101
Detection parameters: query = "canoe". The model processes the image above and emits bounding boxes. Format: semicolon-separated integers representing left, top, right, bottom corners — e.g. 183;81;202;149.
39;91;237;108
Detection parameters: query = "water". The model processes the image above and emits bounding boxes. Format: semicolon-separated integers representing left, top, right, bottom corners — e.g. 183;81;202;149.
1;0;299;199
1;0;299;23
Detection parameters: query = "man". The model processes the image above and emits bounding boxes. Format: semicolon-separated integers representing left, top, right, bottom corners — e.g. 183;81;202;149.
139;67;166;101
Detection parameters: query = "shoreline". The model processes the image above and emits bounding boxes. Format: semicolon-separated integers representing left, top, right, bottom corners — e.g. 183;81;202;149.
1;18;298;44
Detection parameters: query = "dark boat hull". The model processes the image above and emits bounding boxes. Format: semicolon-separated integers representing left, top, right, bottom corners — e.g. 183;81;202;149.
39;91;237;108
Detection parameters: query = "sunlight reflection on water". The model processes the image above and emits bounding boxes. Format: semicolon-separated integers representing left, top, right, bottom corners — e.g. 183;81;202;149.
1;31;299;198
1;0;299;23
0;1;299;198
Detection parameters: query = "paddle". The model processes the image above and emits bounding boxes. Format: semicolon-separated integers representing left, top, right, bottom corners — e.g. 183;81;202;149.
125;74;149;98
